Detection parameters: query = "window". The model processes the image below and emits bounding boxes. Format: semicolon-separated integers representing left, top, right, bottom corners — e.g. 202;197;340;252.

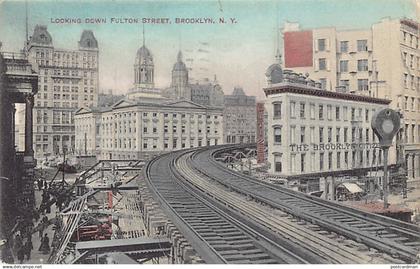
344;152;349;168
319;58;327;70
340;41;348;53
310;153;315;172
339;60;348;72
319;105;324;120
273;102;282;118
327;105;332;120
300;127;305;143
357;59;368;71
274;127;282;144
290;102;296;118
319;78;327;90
351;127;356;142
310;127;315;143
328;152;333;170
343;106;348;121
327;127;332;143
357;40;368;51
143;143;148;149
366;129;369;142
319;127;324;143
318;39;326;51
164;125;168;133
337;152;341;169
290;126;296;144
336;128;340;143
320;153;324;170
351;107;355;121
310;104;315;119
143;127;147;133
291;154;296;173
299;102;305;118
335;106;340;120
300;153;306;172
344;127;348;143
274;154;282;173
365;109;369;122
404;74;408;88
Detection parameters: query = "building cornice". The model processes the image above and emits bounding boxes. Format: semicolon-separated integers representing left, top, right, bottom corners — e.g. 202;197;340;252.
264;84;391;105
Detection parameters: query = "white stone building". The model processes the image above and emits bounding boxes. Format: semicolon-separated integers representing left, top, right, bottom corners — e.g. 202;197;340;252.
282;18;420;183
75;97;223;160
20;25;99;159
265;62;391;179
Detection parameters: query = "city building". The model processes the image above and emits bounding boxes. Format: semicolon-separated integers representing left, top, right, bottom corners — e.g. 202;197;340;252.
19;25;99;159
265;61;393;193
0;51;38;241
75;98;223;160
162;50;224;108
223;87;256;144
282;18;420;183
76;43;223;160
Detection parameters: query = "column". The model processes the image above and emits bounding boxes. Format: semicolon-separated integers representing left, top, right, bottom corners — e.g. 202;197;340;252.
407;154;413;179
416;154;420;178
24;94;34;155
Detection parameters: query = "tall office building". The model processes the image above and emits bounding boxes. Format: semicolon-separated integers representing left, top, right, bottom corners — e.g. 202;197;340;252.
22;25;99;159
282;18;420;183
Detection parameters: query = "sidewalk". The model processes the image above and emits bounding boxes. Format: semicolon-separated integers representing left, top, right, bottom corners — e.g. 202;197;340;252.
24;187;58;264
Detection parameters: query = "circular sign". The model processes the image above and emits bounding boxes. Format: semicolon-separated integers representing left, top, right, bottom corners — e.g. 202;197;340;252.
382;119;394;134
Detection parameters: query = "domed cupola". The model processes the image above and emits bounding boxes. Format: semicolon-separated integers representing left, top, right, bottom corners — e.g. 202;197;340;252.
171;50;190;100
134;43;154;88
172;51;187;72
136;45;153;66
266;52;283;85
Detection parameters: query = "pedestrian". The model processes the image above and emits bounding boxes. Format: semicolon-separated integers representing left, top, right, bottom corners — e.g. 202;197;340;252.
17;247;25;264
13;233;23;254
37;179;43;191
38;222;45;238
33;209;40;223
43;180;48;190
38;234;50;254
23;239;33;260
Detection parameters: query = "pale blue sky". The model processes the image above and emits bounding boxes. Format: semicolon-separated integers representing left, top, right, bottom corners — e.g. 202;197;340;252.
0;0;417;99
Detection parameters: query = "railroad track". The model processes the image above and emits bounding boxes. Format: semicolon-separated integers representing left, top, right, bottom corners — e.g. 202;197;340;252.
144;150;311;264
187;145;420;263
175;152;403;263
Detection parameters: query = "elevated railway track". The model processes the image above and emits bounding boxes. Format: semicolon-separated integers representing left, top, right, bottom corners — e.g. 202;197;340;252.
144;145;420;264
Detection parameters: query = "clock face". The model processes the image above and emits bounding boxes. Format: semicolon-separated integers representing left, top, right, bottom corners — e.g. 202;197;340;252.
382;119;394;134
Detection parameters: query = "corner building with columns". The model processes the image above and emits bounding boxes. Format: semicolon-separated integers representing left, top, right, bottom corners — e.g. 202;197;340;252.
264;58;395;191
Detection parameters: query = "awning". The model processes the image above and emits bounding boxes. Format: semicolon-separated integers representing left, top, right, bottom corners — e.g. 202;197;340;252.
340;182;363;194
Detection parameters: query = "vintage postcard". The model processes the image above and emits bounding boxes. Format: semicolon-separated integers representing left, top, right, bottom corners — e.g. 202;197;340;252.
0;0;419;266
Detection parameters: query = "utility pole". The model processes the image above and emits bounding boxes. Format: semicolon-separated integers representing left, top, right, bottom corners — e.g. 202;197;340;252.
62;147;66;183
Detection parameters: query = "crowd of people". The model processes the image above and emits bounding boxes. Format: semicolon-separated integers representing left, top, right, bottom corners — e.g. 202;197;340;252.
1;178;62;264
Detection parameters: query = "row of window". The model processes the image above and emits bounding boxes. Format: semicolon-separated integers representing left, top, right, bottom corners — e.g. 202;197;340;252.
401;30;419;49
274;149;383;173
98;138;217;150
273;101;376;122
273;125;377;145
403;74;420;90
400;96;420;111
317;39;368;53
339;59;369;72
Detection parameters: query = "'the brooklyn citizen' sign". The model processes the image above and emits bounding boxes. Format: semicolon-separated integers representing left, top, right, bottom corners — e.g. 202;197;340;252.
289;143;381;152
